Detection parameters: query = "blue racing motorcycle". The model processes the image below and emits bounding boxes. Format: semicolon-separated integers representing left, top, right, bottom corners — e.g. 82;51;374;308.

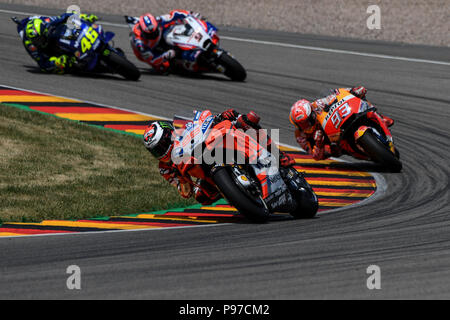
13;15;141;80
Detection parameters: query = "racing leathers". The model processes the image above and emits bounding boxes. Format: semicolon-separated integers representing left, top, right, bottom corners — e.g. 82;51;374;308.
17;13;98;74
294;86;394;160
157;109;292;205
218;109;295;167
158;160;221;205
130;10;201;73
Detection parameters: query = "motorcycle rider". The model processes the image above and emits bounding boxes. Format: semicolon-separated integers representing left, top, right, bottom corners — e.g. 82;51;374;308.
16;12;98;74
130;10;202;73
143;109;294;205
290;86;394;160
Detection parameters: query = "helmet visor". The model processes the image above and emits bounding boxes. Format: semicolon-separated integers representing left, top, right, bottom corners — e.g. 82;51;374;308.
32;35;47;47
141;27;160;40
149;141;171;159
297;111;317;132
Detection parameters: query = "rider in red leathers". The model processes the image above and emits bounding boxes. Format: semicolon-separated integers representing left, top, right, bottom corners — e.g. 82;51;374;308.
130;10;202;73
143;109;294;205
290;86;394;160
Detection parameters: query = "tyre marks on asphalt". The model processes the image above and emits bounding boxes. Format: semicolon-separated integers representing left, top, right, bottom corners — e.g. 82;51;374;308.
0;85;376;237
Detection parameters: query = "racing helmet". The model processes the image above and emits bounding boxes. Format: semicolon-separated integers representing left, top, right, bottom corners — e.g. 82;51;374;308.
143;121;174;161
138;13;160;40
25;18;49;47
289;99;317;132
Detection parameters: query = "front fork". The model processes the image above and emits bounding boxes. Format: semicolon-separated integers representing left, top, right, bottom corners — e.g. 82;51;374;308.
198;47;226;73
353;111;396;154
227;165;270;211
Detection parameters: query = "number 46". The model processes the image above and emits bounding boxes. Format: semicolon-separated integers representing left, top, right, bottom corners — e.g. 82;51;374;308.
81;27;98;53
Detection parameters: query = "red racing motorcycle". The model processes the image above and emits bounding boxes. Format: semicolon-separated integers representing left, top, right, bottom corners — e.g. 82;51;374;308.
171;110;319;222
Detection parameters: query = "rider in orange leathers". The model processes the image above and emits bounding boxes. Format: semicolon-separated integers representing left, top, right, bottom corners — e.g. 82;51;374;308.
290;86;394;160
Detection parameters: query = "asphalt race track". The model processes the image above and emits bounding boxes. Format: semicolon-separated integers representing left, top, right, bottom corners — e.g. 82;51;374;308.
0;4;449;299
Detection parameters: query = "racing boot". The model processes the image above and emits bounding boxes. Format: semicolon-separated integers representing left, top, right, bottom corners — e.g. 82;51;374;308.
194;180;221;205
279;150;295;167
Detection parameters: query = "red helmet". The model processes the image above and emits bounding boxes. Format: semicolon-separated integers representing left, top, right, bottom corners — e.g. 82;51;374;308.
138;13;160;40
289;99;316;132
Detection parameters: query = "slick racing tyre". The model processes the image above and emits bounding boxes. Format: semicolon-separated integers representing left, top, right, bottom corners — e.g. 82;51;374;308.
212;167;269;223
217;52;247;82
282;167;319;219
103;51;141;81
358;130;402;172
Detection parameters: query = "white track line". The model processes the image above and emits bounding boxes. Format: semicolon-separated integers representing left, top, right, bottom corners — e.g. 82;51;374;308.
1;8;449;67
220;36;450;66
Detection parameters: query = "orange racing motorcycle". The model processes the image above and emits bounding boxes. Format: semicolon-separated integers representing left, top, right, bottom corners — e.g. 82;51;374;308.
316;88;402;172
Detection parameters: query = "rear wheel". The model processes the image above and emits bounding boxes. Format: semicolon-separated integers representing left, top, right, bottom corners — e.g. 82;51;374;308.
217;52;246;81
358;130;402;172
212;167;269;223
103;51;141;81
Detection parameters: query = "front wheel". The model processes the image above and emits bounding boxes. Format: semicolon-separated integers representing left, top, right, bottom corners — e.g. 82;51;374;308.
102;51;141;81
358;130;402;172
212;167;269;223
217;52;246;81
282;167;319;219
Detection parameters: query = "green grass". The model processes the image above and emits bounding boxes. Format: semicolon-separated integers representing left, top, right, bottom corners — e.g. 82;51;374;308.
0;103;196;223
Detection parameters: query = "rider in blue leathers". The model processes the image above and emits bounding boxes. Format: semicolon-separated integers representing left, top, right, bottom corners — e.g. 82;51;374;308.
16;13;98;74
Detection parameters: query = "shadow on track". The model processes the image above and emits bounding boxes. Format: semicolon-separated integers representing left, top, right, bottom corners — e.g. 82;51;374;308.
24;65;130;81
324;158;402;173
138;67;235;82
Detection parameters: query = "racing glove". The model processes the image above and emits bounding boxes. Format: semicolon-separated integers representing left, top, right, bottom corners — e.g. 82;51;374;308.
313;95;337;112
312;145;331;161
80;13;99;23
221;108;239;121
350;86;367;99
279;151;295;167
236;111;261;130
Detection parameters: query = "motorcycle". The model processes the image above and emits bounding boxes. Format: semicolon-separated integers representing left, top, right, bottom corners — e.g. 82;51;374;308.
316;88;402;172
125;15;246;81
12;16;141;80
171;110;319;222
